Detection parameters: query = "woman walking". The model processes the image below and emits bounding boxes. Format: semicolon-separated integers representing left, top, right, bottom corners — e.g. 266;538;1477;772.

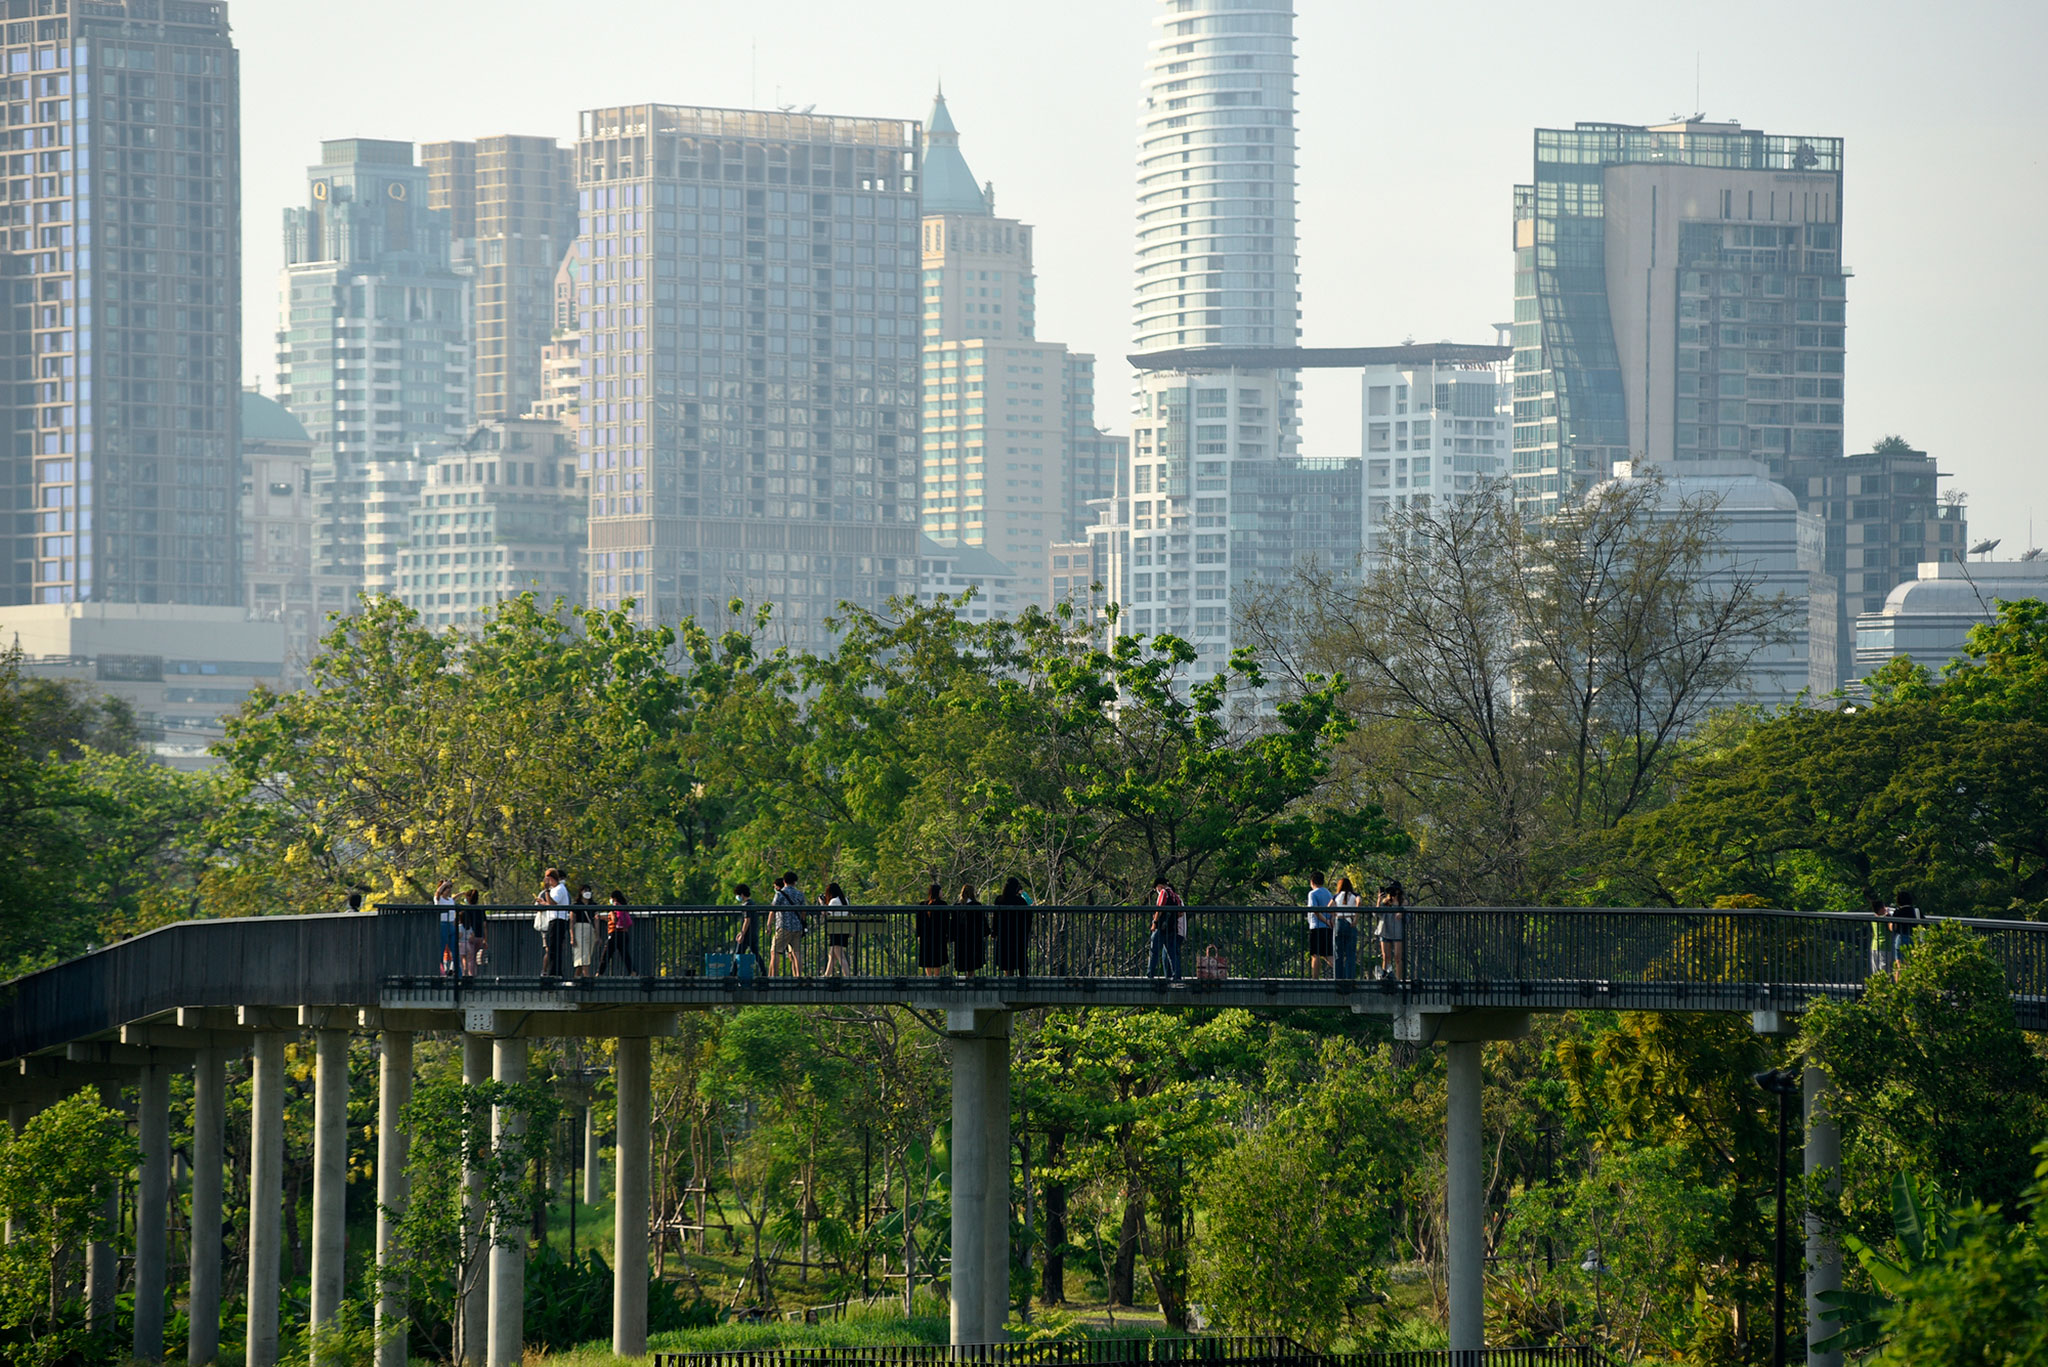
917;884;951;977
1149;879;1185;981
1332;876;1361;980
822;882;853;976
953;882;987;977
991;877;1032;976
1375;880;1407;982
597;889;635;976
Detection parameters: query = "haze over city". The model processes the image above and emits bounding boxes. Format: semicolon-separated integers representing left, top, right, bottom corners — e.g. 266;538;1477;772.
238;0;2048;551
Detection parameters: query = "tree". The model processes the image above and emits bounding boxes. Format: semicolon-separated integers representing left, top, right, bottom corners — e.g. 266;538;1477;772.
1240;477;1795;903
0;1090;138;1367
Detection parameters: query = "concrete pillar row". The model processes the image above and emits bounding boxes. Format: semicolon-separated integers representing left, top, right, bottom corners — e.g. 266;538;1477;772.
247;1031;288;1367
1444;1040;1484;1355
584;1099;603;1206
984;1028;1012;1341
460;1033;492;1367
947;1009;1011;1348
1805;1063;1843;1367
375;1031;415;1367
189;1048;227;1367
612;1036;652;1358
487;1037;529;1367
134;1061;171;1362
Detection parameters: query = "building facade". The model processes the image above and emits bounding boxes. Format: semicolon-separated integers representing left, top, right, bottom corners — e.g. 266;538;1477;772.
1853;559;2048;683
1512;120;1846;516
238;389;342;675
276;138;471;610
2;0;241;608
423;135;577;424
919;534;1021;622
572;104;921;644
1361;360;1510;556
1781;441;1964;687
396;416;582;630
1104;0;1304;675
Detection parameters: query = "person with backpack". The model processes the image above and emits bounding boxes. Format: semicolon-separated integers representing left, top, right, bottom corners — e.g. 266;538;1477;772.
1148;879;1186;981
598;889;635;976
732;883;762;963
769;872;808;977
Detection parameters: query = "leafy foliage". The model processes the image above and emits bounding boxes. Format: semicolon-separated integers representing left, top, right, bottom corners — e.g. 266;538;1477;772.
0;1089;139;1367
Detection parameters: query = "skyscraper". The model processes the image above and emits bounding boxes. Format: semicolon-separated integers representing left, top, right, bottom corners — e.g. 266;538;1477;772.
1;0;241;607
423;135;577;423
276;139;471;611
1108;0;1303;673
572;104;922;642
916;91;1116;600
1511;119;1846;516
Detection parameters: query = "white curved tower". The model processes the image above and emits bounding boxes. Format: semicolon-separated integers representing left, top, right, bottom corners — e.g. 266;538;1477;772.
1132;0;1299;357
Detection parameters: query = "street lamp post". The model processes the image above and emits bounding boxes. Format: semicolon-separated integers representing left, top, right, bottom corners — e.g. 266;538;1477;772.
1754;1068;1801;1367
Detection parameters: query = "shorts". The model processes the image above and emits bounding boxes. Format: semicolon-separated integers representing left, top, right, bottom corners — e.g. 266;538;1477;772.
1307;926;1334;956
1378;915;1405;943
829;931;850;947
771;926;804;962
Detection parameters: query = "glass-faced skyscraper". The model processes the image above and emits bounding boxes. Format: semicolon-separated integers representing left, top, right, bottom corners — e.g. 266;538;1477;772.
2;0;240;606
1511;119;1846;515
573;105;921;642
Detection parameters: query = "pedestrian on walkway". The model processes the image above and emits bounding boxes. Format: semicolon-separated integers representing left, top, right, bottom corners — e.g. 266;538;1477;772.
1374;880;1407;982
435;879;459;976
459;888;487;976
571;884;600;979
992;876;1032;976
1305;873;1334;978
770;872;808;977
917;884;951;976
953;882;987;976
539;869;573;976
598;889;635;976
1332;876;1361;980
1867;892;1892;977
732;884;762;963
1889;889;1922;978
1149;879;1185;981
822;882;853;976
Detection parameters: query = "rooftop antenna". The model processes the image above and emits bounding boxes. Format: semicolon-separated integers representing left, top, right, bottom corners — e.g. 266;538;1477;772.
1695;53;1701;119
751;40;757;108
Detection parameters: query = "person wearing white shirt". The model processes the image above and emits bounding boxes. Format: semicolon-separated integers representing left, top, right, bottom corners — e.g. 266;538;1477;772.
1305;872;1334;978
539;868;573;976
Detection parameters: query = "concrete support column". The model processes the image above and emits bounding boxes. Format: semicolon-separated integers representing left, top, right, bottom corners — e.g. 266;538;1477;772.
459;1034;491;1367
583;1099;603;1206
947;1009;1010;1348
189;1048;226;1367
1445;1039;1484;1356
247;1032;287;1367
375;1031;414;1367
5;1101;36;1243
612;1036;651;1358
309;1029;350;1362
134;1062;171;1361
487;1037;529;1367
985;1027;1012;1342
86;1080;118;1336
1805;1064;1843;1367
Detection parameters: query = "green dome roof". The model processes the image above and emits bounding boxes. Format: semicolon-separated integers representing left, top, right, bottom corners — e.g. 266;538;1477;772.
241;390;311;444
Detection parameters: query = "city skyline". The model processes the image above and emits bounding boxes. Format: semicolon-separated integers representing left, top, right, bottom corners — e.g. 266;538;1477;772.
235;0;2048;560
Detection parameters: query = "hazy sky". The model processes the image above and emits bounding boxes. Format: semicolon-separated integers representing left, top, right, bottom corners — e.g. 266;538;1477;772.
237;0;2048;554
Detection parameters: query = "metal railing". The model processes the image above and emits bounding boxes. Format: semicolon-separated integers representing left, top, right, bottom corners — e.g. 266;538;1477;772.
650;1340;1609;1367
376;903;2048;1012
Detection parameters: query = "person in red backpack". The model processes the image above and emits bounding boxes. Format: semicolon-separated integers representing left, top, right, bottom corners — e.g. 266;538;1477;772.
598;889;635;975
1148;879;1186;981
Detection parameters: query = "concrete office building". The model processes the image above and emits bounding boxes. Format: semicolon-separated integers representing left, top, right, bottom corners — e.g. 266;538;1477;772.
0;602;283;770
1103;0;1304;674
1;0;241;608
238;390;345;676
396;416;582;631
1853;559;2048;682
1362;360;1510;556
917;92;1116;608
1781;440;1965;687
1594;458;1835;705
572;104;921;642
919;534;1021;622
423;135;577;424
1511;120;1846;517
277;138;471;610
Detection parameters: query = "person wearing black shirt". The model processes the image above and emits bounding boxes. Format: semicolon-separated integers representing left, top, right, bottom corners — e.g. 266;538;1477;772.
953;882;987;976
917;884;951;976
991;877;1032;976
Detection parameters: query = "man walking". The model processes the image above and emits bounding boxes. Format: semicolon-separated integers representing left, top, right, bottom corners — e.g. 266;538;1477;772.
1305;872;1334;978
769;872;807;977
541;868;573;977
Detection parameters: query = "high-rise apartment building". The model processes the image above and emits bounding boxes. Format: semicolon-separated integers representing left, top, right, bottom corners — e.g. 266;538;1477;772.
238;389;343;674
423;135;577;423
397;416;582;630
1511;119;1846;516
277;138;471;611
572;104;921;641
1361;360;1510;556
917;92;1116;607
1104;0;1304;673
1;0;241;607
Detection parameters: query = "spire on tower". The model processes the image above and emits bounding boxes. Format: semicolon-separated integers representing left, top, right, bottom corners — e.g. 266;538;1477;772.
922;86;988;216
